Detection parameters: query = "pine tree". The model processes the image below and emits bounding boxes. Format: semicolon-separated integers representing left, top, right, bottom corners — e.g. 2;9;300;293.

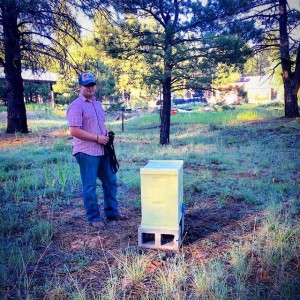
243;0;300;117
106;0;260;144
0;0;81;133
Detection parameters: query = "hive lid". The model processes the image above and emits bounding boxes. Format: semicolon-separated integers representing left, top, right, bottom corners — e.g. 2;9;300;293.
140;160;183;174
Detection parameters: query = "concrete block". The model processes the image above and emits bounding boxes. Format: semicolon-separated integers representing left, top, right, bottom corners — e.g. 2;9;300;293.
138;225;183;251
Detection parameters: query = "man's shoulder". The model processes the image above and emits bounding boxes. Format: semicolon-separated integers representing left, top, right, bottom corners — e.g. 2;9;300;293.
66;98;83;118
94;98;104;108
68;96;84;109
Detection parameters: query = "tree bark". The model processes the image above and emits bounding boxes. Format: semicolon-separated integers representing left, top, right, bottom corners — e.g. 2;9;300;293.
279;0;299;118
1;0;28;133
283;73;299;118
160;72;172;144
160;19;173;145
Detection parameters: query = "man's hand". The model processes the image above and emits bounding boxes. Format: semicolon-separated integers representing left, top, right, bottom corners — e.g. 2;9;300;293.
97;135;109;145
70;127;108;145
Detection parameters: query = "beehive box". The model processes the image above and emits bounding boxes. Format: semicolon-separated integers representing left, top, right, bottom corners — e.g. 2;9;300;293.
140;160;184;231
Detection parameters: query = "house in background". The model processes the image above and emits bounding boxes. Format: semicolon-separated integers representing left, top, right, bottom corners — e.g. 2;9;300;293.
213;75;277;105
0;68;57;105
237;75;276;103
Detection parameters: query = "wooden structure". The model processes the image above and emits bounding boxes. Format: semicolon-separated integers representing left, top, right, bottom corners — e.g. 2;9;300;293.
0;69;58;106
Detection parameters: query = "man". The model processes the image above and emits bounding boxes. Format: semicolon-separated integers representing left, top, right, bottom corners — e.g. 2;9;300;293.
67;72;125;229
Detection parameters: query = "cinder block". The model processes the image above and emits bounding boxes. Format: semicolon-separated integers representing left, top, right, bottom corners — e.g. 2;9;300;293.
138;225;183;251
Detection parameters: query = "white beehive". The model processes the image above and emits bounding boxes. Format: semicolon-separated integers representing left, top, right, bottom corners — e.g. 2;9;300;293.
138;160;184;250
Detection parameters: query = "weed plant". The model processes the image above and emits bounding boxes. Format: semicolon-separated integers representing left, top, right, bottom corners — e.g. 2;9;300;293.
0;103;299;299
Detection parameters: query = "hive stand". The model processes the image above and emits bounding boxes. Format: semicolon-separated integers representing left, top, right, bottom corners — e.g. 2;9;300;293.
138;216;184;251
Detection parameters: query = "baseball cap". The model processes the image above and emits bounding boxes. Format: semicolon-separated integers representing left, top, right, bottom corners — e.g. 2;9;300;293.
78;72;97;86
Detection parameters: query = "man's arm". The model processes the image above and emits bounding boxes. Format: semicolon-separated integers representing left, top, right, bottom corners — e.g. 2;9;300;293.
70;126;109;145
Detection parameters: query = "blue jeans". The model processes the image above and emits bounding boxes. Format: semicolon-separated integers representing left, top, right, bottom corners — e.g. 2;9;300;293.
75;153;119;223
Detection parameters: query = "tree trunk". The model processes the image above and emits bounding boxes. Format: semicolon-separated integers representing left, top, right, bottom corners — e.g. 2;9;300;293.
283;77;299;118
160;21;173;145
2;0;28;133
279;0;300;118
50;82;55;109
160;75;172;145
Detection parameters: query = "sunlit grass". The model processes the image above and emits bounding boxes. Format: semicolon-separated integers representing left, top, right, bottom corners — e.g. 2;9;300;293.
235;110;262;121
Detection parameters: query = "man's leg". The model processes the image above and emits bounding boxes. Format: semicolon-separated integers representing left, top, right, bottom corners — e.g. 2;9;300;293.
98;155;119;218
75;153;101;223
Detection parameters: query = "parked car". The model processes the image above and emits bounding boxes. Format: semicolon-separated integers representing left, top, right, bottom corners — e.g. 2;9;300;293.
172;98;185;105
188;97;208;104
173;97;207;105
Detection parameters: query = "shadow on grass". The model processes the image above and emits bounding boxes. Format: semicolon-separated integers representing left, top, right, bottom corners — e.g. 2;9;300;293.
183;198;261;245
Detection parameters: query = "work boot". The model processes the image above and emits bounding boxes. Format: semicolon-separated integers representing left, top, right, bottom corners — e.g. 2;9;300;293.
89;221;105;230
105;215;128;221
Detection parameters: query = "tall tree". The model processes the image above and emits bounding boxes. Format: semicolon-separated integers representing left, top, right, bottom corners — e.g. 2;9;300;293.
244;0;300;117
244;51;274;76
52;36;118;102
93;12;156;106
1;0;27;133
0;0;81;133
277;0;299;117
214;63;242;87
107;0;259;144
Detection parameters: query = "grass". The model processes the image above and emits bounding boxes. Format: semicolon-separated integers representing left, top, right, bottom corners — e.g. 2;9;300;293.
0;102;299;299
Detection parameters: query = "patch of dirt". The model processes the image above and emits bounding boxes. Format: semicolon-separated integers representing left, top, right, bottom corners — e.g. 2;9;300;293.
33;192;266;294
0;129;69;148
